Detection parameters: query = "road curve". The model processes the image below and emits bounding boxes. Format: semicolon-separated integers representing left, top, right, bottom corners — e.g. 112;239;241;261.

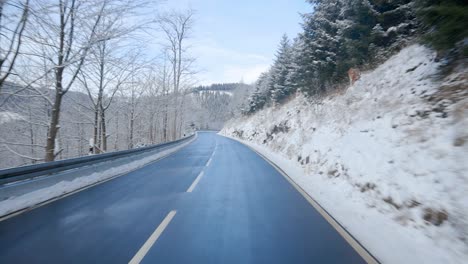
0;132;366;264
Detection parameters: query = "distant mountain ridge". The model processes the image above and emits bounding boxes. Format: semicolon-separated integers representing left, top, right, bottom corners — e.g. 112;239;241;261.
190;83;250;93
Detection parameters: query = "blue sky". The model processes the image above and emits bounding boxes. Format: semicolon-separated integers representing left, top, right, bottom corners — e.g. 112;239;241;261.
160;0;312;85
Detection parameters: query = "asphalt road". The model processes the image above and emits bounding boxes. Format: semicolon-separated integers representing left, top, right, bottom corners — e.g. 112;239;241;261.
0;132;366;264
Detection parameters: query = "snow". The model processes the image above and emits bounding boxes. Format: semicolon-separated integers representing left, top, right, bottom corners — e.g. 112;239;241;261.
0;111;23;124
0;136;195;218
221;45;468;263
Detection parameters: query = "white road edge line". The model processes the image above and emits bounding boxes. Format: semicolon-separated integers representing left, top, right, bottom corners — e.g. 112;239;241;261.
186;171;204;193
222;135;379;264
129;210;177;264
206;157;212;167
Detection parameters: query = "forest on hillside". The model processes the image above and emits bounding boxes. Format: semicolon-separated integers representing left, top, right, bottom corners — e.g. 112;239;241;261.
243;0;467;114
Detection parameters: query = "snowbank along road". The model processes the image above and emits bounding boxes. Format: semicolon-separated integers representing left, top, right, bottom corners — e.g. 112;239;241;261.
0;132;374;263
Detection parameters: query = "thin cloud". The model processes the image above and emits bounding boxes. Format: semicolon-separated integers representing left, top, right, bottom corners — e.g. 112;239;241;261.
192;37;272;85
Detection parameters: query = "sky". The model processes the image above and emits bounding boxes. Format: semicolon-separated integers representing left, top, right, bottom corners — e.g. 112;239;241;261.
159;0;312;85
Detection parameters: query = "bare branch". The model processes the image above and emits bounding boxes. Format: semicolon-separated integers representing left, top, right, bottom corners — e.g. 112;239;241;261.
3;144;44;161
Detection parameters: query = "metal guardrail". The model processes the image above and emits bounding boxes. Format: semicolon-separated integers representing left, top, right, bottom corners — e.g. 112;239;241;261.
0;134;195;185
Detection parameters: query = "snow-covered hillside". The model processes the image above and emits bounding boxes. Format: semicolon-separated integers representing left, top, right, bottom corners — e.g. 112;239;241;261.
0;111;23;124
221;45;468;263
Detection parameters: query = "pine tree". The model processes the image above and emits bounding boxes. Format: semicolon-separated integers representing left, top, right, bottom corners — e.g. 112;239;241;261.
243;72;270;114
285;38;304;94
335;0;378;76
296;0;344;94
269;34;294;104
367;0;417;60
416;0;468;52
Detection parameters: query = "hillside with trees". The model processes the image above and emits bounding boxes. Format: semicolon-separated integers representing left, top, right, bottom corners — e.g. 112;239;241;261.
244;0;467;114
188;83;253;130
0;80;251;169
0;0;199;168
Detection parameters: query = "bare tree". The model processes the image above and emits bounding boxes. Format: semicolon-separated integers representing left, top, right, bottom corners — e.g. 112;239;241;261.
158;52;173;142
0;1;205;169
26;0;109;161
158;9;195;140
140;66;161;144
0;0;29;92
77;0;150;153
79;50;139;153
125;68;145;149
21;0;144;161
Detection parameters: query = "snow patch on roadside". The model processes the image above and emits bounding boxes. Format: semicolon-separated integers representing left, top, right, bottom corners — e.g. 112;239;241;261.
0;137;195;218
221;45;468;263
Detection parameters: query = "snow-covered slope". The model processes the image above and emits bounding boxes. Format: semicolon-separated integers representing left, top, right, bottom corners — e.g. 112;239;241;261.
221;45;468;263
0;111;23;124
